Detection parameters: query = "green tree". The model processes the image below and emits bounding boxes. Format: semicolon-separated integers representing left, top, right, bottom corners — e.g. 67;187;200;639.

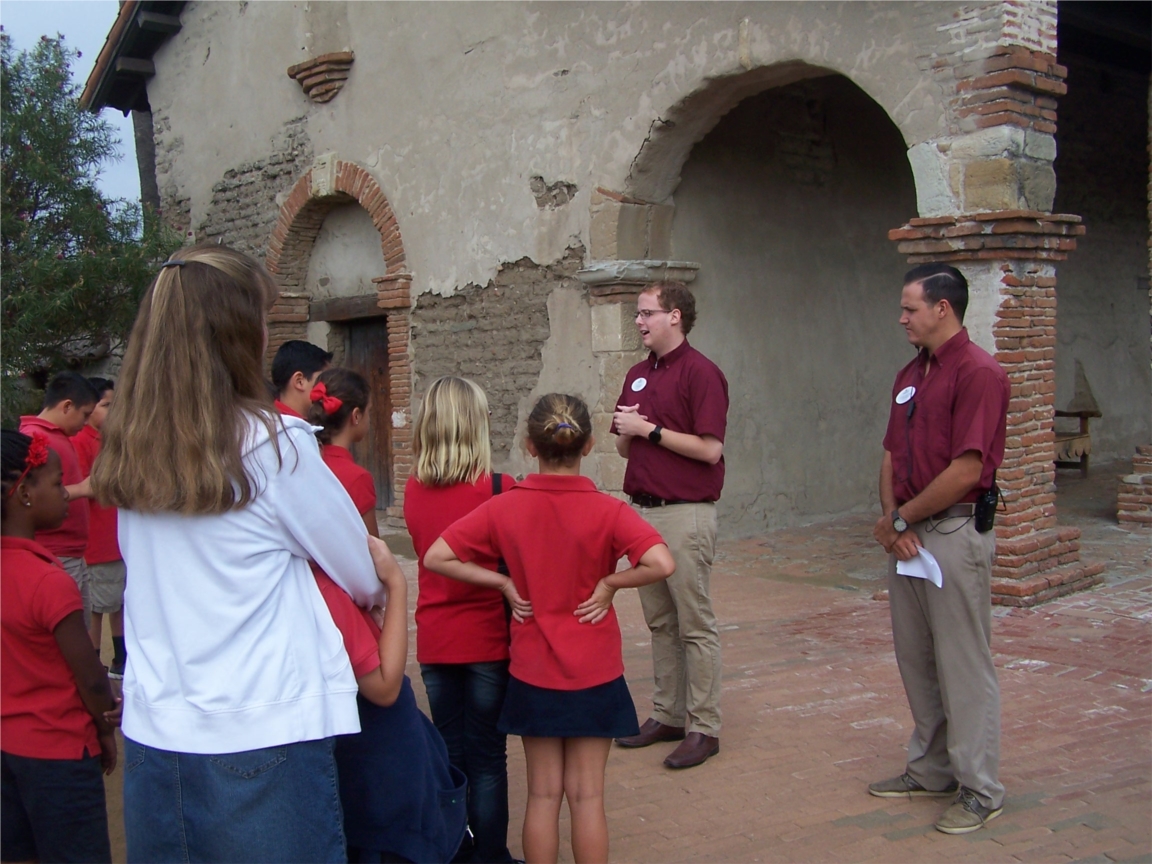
1;32;179;422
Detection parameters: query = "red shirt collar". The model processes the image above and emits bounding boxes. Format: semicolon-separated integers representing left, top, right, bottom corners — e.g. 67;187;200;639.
321;444;353;461
515;473;598;493
1;535;63;566
75;425;101;443
274;399;304;419
648;338;691;368
19;415;66;436
921;327;970;369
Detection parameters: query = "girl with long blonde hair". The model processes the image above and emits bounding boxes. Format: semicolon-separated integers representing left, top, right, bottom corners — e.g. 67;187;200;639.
404;376;522;864
92;244;400;863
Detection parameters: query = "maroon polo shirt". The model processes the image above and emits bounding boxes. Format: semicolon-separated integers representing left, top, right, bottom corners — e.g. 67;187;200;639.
882;328;1010;506
612;340;729;503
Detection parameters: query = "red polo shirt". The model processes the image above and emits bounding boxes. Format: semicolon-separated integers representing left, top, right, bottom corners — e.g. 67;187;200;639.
612;340;729;502
405;475;513;664
882;328;1010;506
18;416;89;559
73;426;121;565
321;445;377;516
313;569;381;678
1;537;102;759
441;474;664;690
274;399;303;419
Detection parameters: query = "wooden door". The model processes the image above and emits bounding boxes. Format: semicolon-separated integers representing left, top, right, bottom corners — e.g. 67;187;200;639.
345;318;393;508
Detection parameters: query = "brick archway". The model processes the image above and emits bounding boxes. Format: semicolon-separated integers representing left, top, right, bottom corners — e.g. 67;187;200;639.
264;156;413;518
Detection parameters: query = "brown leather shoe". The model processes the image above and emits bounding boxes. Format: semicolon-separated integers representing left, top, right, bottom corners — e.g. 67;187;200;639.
615;718;686;748
662;732;719;769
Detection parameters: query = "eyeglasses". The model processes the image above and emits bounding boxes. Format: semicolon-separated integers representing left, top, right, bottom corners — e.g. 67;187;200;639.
636;309;670;320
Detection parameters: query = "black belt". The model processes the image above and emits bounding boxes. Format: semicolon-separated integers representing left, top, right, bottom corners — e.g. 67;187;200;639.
630;493;693;508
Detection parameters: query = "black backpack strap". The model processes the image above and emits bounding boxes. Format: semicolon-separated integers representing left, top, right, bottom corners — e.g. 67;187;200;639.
492;472;502;495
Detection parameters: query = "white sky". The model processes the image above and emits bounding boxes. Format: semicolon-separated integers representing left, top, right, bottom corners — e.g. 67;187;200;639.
1;0;141;203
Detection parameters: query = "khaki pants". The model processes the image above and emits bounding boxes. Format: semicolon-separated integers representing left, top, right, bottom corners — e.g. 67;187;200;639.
634;502;722;736
888;516;1004;810
59;556;92;632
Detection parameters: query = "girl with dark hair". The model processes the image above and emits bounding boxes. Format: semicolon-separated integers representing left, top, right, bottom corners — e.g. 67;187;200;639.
1;430;118;863
308;367;378;538
425;394;676;864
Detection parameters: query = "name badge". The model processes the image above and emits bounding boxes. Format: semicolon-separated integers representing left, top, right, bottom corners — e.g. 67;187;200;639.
895;386;916;405
631;377;647;392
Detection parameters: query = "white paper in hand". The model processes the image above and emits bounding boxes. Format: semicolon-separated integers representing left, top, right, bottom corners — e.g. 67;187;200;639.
896;547;944;588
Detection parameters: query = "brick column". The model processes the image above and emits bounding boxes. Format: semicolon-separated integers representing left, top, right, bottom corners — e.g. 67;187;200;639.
265;292;310;370
890;212;1105;606
374;273;413;526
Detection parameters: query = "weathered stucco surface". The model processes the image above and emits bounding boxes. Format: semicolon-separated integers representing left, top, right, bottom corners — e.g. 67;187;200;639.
671;76;919;532
139;0;1146;539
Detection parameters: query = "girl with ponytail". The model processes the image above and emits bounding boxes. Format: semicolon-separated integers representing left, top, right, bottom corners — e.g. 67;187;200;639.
426;393;675;864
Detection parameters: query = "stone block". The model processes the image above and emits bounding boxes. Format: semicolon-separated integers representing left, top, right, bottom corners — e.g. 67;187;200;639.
1019;161;1056;211
616;203;649;260
948;126;1026;160
963;159;1020;211
589;198;622;259
1023;130;1056;161
647;204;675;259
590;302;641;353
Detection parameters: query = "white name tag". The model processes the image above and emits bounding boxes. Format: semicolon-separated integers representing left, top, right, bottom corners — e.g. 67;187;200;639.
895;386;916;405
631;377;647;392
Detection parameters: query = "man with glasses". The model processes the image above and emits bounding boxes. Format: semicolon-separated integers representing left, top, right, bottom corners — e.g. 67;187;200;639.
611;281;729;769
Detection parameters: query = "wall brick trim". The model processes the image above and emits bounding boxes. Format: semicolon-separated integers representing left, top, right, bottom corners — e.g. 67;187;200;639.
889;212;1104;606
952;46;1067;135
264;158;412;515
287;51;355;104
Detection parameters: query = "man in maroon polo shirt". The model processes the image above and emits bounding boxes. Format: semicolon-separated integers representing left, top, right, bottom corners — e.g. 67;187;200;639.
869;263;1010;835
611;281;729;769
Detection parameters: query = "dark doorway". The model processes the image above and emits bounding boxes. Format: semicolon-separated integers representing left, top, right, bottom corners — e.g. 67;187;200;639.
346;318;393;508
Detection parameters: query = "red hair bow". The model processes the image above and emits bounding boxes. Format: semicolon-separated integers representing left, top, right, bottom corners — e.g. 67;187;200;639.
7;432;51;497
309;383;343;416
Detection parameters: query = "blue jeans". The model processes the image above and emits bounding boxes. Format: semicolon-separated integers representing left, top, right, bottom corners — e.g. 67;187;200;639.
123;736;345;863
1;750;111;863
420;662;512;864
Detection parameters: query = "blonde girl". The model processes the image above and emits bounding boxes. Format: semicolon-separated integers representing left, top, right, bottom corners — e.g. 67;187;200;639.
404;376;520;864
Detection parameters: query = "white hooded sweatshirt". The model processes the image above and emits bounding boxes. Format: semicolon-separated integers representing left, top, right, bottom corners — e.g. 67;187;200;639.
118;413;387;754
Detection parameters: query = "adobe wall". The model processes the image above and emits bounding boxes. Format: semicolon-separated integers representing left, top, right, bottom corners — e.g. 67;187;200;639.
1052;55;1152;458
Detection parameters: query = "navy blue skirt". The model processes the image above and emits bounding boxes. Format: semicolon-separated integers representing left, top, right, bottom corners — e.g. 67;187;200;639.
498;675;640;739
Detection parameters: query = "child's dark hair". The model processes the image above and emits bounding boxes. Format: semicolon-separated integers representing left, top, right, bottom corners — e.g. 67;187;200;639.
526;394;592;465
1;430;33;492
307;367;370;445
42;371;99;410
271;340;333;393
87;377;115;397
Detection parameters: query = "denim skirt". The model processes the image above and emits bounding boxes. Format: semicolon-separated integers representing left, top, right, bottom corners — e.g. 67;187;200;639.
123;736;345;863
498;675;640;739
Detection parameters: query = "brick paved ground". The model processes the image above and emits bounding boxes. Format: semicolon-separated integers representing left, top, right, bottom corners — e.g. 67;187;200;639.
101;461;1149;862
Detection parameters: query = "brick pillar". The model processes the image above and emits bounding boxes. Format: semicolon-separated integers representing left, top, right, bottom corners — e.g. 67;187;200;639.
265;292;310;370
890;212;1105;606
373;273;413;527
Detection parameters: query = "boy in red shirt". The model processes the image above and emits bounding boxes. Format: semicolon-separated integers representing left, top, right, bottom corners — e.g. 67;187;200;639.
19;372;100;629
2;429;119;863
73;378;127;677
272;339;332;418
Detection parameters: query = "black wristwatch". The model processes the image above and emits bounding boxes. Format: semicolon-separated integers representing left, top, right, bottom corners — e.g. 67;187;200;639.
648;425;663;444
891;509;909;533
